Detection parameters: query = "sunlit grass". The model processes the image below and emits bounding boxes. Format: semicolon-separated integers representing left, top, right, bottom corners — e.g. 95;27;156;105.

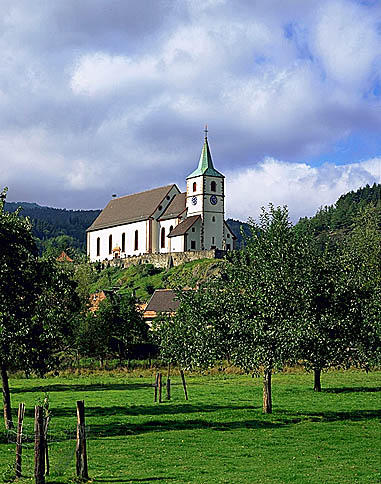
0;369;379;483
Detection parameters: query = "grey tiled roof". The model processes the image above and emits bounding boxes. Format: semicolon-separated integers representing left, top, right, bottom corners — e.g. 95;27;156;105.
145;289;180;313
168;215;200;237
159;192;186;220
87;185;177;232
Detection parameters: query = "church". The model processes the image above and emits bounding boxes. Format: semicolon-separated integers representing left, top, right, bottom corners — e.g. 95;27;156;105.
86;132;236;262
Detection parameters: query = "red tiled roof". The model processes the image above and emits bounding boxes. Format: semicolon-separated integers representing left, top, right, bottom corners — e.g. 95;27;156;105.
57;251;73;262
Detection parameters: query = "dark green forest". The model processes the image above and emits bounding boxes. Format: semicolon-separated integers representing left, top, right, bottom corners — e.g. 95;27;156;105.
4;183;380;255
297;182;381;235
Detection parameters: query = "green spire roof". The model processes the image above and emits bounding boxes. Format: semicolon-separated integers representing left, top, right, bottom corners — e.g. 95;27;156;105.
187;136;224;179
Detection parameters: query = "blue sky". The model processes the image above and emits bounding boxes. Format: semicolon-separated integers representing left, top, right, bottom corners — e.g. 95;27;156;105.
0;0;380;222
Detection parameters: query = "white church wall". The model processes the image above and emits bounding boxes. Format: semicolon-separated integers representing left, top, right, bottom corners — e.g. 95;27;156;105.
88;219;148;261
158;218;179;253
170;234;185;252
186;175;205;217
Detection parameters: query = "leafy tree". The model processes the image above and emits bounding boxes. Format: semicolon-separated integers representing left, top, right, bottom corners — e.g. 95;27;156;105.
0;188;38;428
156;205;310;413
339;206;381;369
224;205;310;412
76;292;148;365
0;188;81;429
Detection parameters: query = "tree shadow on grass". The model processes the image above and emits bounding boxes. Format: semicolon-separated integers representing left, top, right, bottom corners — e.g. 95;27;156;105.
87;417;283;439
11;382;151;394
96;478;175;482
28;403;259;419
276;408;381;423
323;386;381;394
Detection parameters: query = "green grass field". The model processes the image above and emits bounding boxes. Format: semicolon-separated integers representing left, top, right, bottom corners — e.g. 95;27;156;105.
1;370;380;483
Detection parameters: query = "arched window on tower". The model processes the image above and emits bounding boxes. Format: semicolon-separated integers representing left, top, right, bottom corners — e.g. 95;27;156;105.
211;181;216;192
121;233;125;252
161;227;166;248
109;234;112;254
134;230;138;251
193;181;197;192
96;237;100;257
169;225;173;233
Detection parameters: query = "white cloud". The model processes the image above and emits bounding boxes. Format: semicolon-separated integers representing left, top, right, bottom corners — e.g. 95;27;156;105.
313;0;381;88
0;0;380;211
226;157;381;222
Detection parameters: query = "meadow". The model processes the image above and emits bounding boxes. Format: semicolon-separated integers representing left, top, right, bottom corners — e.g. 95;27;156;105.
0;369;380;484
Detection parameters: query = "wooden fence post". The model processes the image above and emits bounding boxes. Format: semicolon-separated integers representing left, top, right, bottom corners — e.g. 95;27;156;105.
154;373;159;402
76;400;89;480
34;405;45;484
15;402;25;478
180;370;189;401
43;414;50;476
166;363;171;401
158;373;162;403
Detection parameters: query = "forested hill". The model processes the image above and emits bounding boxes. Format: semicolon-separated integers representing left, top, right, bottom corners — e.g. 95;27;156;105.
4;201;100;249
3;201;249;250
297;183;381;234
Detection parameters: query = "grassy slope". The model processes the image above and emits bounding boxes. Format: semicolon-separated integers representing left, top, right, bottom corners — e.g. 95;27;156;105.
1;370;380;483
89;258;223;302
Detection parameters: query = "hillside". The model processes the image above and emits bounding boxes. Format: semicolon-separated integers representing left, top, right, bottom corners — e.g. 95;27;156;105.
4;201;100;251
4;201;249;252
297;183;381;235
87;258;224;302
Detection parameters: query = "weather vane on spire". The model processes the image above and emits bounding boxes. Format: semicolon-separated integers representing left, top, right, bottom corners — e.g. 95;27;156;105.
204;124;208;139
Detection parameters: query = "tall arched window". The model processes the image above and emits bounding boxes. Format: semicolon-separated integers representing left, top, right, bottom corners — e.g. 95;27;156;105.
96;237;100;257
121;233;125;252
161;227;166;248
211;181;216;192
193;181;197;192
169;225;173;233
109;234;112;254
134;230;138;251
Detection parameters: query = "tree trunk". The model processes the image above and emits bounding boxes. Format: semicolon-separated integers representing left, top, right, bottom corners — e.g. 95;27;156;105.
1;363;13;429
263;369;272;414
314;369;322;392
180;370;189;401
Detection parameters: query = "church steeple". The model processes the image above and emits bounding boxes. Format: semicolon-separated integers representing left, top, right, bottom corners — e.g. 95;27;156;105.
187;127;224;179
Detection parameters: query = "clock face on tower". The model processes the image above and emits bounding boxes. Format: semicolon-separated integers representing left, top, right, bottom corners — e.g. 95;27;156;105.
191;196;197;206
210;195;217;205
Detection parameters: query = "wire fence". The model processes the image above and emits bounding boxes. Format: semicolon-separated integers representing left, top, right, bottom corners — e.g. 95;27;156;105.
2;412;90;482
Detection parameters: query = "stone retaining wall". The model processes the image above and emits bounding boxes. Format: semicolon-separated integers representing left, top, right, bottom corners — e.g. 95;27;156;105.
101;249;226;269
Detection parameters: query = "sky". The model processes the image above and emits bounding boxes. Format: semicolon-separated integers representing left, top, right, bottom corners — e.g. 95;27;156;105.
0;0;380;222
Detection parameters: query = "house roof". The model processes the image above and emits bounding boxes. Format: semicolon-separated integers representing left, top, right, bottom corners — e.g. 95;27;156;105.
87;185;178;232
144;289;180;314
224;221;238;240
57;251;73;262
159;192;186;220
168;215;201;237
187;137;224;179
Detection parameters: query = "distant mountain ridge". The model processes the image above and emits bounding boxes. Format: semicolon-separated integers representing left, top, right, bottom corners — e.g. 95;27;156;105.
4;201;101;249
4;201;250;250
5;183;379;254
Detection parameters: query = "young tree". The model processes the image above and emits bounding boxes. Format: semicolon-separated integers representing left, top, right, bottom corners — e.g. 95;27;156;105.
0;188;39;428
298;205;380;391
0;188;81;428
76;292;148;364
224;206;310;412
155;205;310;413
